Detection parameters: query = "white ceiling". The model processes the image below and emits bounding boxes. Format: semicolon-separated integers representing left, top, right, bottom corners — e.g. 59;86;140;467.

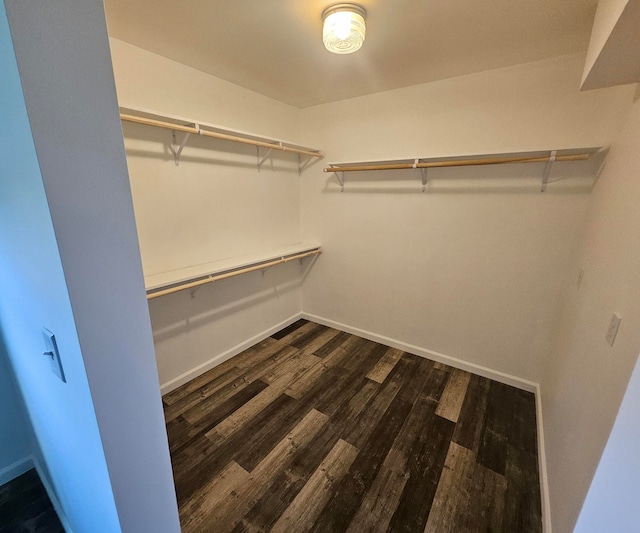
103;0;598;108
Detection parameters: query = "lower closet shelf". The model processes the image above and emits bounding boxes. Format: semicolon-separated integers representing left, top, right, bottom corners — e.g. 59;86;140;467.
144;243;322;299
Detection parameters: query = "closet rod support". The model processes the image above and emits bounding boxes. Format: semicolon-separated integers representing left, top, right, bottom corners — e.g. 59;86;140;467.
298;154;314;175
541;150;557;192
257;146;274;172
337;171;345;192
170;125;198;166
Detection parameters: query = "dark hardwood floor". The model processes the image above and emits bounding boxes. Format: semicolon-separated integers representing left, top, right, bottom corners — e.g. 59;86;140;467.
0;469;63;533
164;319;542;532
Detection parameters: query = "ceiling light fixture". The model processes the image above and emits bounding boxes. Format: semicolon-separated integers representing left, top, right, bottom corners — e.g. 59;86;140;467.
322;3;367;55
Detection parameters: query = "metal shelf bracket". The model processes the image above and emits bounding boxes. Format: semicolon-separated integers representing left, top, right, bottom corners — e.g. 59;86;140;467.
170;123;200;166
257;146;275;172
332;169;345;192
413;159;428;192
541;150;557;192
298;154;313;176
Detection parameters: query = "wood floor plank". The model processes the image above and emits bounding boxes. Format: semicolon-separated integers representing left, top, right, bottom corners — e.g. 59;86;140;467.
167;380;269;454
197;409;329;533
0;469;63;532
313;330;351;358
344;355;418;449
452;374;491;452
286;336;380;401
242;376;382;531
345;463;409;533
295;326;342;355
163;361;241;407
228;395;305;472
461;460;508;532
206;371;296;441
435;368;471;423
164;366;246;422
179;461;249;533
163;336;279;406
477;381;514;476
289;324;329;350
260;351;320;385
271;439;359;533
502;444;542;533
423;442;476;533
270;319;308;340
172;394;297;503
241;344;300;384
366;347;404;384
164;321;542;533
309;393;413;533
386;410;456;533
384;366;447;475
275;321;323;346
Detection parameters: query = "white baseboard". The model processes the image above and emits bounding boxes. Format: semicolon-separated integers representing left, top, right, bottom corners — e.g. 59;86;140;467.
159;312;304;395
303;312;551;530
0;455;33;486
155;309;551;530
535;385;552;533
301;312;538;392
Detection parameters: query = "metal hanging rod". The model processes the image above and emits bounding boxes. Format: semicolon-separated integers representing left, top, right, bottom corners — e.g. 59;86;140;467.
324;152;591;173
146;248;322;300
120;112;323;160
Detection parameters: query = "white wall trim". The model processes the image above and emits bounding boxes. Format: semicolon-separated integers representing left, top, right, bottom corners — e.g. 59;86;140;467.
155;309;551;531
301;312;538;392
535;385;553;533
0;455;33;486
159;312;304;395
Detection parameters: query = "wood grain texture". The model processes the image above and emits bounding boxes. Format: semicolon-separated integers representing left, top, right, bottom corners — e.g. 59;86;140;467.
271;439;358;533
165;319;542;532
435;368;471;422
0;469;63;532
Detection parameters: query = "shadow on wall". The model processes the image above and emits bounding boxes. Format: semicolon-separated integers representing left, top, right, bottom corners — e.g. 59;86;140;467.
121;122;323;173
323;156;602;195
148;260;311;343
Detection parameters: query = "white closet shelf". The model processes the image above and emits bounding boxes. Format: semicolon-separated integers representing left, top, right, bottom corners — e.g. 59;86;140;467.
145;243;322;299
120;106;323;168
324;147;605;192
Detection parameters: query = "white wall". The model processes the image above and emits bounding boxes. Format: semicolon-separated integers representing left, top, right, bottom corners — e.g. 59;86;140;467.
109;39;309;390
1;3;119;529
541;92;640;533
582;0;630;83
575;353;640;532
4;1;180;531
299;54;634;384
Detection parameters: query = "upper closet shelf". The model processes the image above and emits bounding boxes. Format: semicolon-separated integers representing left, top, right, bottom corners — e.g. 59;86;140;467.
145;243;322;299
120;106;323;171
324;147;605;192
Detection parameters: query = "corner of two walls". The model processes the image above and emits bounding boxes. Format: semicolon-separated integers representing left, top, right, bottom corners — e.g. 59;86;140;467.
299;53;634;387
112;38;639;532
109;39;307;392
540;89;640;533
113;42;635;402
